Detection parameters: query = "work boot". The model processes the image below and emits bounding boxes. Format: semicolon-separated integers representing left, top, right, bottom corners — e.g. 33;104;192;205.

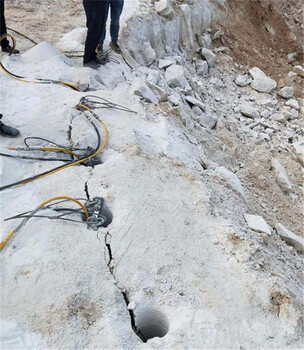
110;41;121;54
2;45;20;54
83;54;107;68
96;44;103;54
0;120;20;137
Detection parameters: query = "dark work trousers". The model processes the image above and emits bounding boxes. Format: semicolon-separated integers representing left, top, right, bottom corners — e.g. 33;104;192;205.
0;0;10;49
83;0;107;64
99;0;124;45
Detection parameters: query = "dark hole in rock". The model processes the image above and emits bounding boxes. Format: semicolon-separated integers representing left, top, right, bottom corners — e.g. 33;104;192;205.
135;308;169;343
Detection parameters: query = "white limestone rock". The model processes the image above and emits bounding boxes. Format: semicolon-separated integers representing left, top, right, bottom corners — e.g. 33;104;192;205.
142;41;156;65
196;60;209;76
146;81;168;102
275;223;304;253
198;33;212;48
129;78;159;104
281;109;294;121
249;67;277;93
200;48;216;68
271;158;292;193
240;102;260;118
184;96;205;110
199;114;217;130
213;166;246;198
154;0;174;20
192;106;203;116
278;86;294;99
245;214;271;235
285;99;299;110
293;65;304;78
165;64;188;89
269;113;286;123
234;74;251;87
213;28;224;40
158;59;175;70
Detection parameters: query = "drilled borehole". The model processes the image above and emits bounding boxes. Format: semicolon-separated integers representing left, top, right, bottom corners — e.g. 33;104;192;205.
135;308;169;342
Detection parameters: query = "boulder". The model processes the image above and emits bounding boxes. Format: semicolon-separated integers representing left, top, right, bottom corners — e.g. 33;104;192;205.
184;96;205;110
240;102;260;118
245;214;271;235
213;166;246;198
234;74;251;87
293;65;304;78
129;78;159;104
165;64;188;89
198;33;212;48
199;114;217;130
158;59;175;70
269;113;286;123
275;223;304;253
285;99;299;110
200;48;216;68
278;86;294;99
196;60;209;76
271;158;292;193
249;67;277;93
154;0;174;20
146;81;168;102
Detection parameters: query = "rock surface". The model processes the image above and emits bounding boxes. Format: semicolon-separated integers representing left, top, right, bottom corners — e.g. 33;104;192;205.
240;102;260;118
278;86;294;99
271;158;293;193
200;48;216;67
165;64;189;89
275;223;304;253
249;67;277;93
245;214;271;235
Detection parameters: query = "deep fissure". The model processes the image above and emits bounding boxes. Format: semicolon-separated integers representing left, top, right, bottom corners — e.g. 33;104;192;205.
84;181;90;200
102;232;143;342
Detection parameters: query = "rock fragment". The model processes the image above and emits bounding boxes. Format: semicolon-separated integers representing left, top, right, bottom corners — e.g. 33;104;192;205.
293;65;304;78
278;86;294;99
285;99;299;110
200;48;216;67
240;102;260;118
154;0;174;19
196;60;209;76
213;166;246;198
245;214;271;235
269;113;286;123
198;33;212;48
158;59;175;70
129;78;158;104
184;96;205;110
271;158;292;193
165;64;188;89
249;67;277;93
234;74;251;87
275;223;304;253
293;140;304;166
200;114;217;130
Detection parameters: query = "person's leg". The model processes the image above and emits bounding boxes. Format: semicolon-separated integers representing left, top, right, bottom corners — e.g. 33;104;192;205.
110;0;124;43
83;0;107;64
98;0;110;48
0;0;10;49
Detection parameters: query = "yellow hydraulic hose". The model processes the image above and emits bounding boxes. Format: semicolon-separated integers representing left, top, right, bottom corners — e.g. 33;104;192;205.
0;196;89;251
39;196;89;217
0;33;80;91
16;104;109;187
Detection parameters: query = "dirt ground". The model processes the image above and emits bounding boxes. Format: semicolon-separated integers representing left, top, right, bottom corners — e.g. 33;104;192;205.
220;0;303;97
